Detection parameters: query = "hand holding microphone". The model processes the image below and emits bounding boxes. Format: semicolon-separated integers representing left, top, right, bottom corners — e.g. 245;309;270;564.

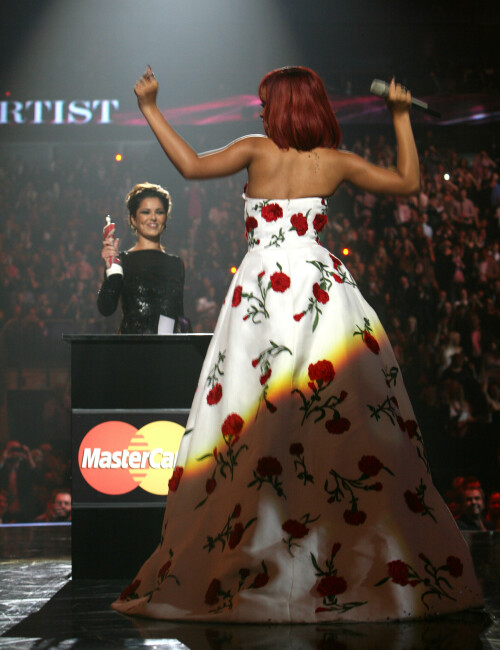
370;79;441;118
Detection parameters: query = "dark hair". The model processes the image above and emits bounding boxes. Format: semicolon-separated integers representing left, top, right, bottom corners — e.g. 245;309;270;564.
258;66;341;151
125;183;172;226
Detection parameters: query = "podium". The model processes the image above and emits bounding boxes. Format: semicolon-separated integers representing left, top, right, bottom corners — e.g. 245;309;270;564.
64;334;211;579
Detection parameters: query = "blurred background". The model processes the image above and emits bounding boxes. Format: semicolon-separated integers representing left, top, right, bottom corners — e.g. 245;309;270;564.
0;0;499;526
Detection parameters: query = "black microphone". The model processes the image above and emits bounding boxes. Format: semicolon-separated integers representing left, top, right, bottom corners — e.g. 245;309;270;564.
370;79;441;118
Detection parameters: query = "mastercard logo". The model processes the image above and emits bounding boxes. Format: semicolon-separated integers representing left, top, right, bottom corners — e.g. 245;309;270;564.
78;420;184;496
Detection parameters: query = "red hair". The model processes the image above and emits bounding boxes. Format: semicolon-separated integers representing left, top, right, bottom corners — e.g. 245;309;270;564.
258;66;341;151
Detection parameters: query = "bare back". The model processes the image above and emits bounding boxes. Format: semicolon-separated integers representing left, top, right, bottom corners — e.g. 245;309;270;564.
246;136;342;199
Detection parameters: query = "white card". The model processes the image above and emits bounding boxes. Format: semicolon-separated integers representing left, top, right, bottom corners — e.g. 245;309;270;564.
158;315;175;334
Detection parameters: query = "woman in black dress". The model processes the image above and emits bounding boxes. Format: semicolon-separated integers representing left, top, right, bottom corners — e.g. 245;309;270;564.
97;182;186;334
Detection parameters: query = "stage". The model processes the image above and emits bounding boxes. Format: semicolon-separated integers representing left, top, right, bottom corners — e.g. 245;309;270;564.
0;524;498;649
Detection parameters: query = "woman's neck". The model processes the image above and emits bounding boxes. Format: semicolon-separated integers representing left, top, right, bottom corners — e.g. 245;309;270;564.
129;237;163;252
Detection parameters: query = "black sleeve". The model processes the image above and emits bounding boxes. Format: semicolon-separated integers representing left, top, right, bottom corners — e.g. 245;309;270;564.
97;273;123;316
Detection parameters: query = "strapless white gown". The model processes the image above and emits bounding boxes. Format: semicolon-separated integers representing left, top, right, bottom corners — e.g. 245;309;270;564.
112;195;483;623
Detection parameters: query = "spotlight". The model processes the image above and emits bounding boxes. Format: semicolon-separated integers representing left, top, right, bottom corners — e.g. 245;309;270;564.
443;173;450;181
342;248;350;256
115;154;123;162
230;266;237;275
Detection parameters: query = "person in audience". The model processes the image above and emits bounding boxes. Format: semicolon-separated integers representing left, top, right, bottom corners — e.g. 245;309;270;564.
456;485;495;531
34;489;72;522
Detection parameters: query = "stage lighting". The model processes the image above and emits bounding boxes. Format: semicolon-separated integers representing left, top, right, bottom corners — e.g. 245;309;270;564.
115;154;123;162
443;173;450;181
230;266;237;275
342;248;350;256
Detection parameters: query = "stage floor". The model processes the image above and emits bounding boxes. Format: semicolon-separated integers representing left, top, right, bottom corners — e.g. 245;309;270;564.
0;524;498;649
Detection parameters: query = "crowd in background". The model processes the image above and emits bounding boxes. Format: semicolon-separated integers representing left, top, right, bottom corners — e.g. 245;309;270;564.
0;126;499;523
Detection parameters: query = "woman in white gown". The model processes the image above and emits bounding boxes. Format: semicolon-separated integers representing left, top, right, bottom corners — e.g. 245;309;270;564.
112;66;483;623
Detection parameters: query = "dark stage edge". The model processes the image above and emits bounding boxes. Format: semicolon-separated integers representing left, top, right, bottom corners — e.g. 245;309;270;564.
0;525;498;649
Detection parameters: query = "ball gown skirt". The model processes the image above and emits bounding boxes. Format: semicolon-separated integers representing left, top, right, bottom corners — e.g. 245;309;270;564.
112;195;483;623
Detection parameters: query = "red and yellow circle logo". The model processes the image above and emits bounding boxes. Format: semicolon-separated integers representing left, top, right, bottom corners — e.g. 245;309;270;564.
78;420;184;496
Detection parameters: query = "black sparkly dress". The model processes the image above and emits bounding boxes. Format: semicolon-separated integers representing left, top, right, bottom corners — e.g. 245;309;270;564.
97;250;185;334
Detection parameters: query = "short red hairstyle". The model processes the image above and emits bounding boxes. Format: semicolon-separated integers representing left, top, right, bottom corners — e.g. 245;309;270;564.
258;66;341;151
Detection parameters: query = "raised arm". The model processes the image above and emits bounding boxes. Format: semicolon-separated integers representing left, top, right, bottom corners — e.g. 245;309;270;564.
134;66;257;179
336;79;420;196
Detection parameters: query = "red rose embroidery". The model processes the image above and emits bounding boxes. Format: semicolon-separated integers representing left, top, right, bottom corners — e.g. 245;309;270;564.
329;254;342;269
339;390;348;401
312;282;329;304
308;359;335;383
213;447;218;459
290;213;308;236
446;556;463;577
289;443;304;455
205;578;221;605
270;271;291;293
260;368;272;385
253;572;269;588
325;417;351;434
245;216;258;232
404;490;424;513
373;482;383;491
258;270;265;279
221;413;244;443
282;519;309;538
251;358;259;367
343;509;367;526
391;396;399;408
293;312;305;321
158;561;171;578
206;383;222;405
316;575;347;597
232;286;243;307
168;466;183;492
232;504;242;518
397;416;406;432
364;330;380;355
387;560;409;586
205;478;216;494
313;213;328;232
228;522;245;549
256;456;282;477
331;542;341;557
332;273;343;284
261;203;283;222
405;420;418;438
119;578;141;600
358;455;383;477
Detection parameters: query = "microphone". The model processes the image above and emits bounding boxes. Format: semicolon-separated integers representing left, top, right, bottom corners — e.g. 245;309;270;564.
370;79;441;118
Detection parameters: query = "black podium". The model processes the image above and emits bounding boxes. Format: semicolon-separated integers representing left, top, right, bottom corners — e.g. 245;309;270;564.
64;334;211;579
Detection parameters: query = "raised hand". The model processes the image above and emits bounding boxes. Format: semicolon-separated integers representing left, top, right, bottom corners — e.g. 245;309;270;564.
101;236;120;269
386;78;412;115
134;65;159;110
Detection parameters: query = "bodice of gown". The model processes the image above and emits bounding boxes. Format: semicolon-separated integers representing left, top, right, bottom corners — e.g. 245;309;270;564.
243;195;328;252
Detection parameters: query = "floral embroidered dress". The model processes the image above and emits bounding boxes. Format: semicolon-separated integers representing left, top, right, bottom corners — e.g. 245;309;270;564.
112;195;483;623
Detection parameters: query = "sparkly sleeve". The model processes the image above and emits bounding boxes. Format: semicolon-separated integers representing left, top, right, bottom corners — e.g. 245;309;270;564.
97;272;123;317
